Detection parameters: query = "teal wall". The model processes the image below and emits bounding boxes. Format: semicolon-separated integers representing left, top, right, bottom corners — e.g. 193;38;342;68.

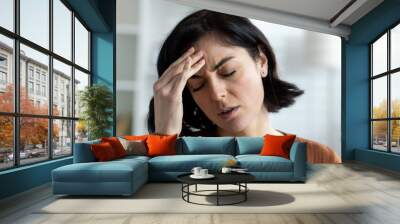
343;0;400;171
0;0;116;200
0;158;72;199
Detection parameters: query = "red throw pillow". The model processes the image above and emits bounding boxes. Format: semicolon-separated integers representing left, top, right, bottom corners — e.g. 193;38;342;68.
260;134;296;159
146;134;177;157
91;142;117;161
101;137;127;158
124;135;148;141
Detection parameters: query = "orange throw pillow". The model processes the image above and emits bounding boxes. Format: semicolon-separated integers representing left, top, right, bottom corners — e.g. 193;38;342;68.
101;137;127;158
91;142;117;161
260;134;296;159
146;134;177;157
124;135;148;141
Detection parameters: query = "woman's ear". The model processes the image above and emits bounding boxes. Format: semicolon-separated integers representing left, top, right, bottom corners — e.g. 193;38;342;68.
257;46;268;78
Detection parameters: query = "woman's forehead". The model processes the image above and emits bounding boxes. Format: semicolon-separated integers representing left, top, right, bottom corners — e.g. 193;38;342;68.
195;39;247;64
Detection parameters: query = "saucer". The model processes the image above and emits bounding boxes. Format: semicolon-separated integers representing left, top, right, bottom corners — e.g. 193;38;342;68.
190;174;215;179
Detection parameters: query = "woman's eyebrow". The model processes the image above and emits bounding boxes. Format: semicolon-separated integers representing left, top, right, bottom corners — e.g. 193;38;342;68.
189;56;235;80
212;56;234;71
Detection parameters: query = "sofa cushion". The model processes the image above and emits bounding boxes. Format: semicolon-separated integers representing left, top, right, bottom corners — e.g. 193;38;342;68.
178;137;236;155
148;154;235;172
235;137;263;155
52;158;148;183
236;155;293;172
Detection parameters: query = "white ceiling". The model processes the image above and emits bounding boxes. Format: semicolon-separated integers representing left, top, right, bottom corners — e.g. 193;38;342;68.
169;0;384;38
226;0;353;23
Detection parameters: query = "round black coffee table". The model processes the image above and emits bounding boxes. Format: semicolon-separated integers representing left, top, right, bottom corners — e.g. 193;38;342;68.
177;173;255;206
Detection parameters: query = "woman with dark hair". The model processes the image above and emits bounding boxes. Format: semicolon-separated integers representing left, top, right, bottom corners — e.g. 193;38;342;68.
147;9;341;163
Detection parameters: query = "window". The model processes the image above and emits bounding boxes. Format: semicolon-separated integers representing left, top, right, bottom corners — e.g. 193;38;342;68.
0;0;13;32
36;83;40;95
29;67;34;80
0;0;91;170
0;54;7;87
75;17;89;70
28;81;34;94
371;23;400;154
35;70;40;81
42;85;46;97
20;0;49;49
0;55;7;67
0;71;6;85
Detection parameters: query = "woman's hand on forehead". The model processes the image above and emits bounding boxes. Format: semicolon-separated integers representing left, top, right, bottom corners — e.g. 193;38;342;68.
152;46;206;135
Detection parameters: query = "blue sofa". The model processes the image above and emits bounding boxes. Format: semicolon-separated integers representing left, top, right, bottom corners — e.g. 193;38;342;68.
52;137;307;196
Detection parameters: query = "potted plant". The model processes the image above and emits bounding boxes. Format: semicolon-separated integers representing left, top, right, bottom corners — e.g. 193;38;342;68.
79;84;113;140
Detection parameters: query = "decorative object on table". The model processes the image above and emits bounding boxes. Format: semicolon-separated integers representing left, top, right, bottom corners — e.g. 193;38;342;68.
221;159;241;173
191;167;202;176
190;167;214;179
221;167;249;174
79;84;113;140
225;159;239;168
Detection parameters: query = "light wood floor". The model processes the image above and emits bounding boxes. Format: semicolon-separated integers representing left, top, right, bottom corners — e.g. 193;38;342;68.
1;162;400;224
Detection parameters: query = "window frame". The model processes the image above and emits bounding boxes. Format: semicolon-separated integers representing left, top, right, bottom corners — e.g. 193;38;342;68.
0;0;92;171
370;20;400;154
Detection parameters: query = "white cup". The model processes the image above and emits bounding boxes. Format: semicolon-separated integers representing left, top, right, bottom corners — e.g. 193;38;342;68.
200;169;208;176
191;167;202;176
221;167;232;174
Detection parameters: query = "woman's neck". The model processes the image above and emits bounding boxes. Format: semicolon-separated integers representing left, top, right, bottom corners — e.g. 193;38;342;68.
217;106;283;137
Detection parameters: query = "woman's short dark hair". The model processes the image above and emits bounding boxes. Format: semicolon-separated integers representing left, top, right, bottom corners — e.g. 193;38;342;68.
147;9;304;134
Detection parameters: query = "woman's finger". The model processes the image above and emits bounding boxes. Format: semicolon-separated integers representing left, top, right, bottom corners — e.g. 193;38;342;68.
164;58;192;92
155;51;203;90
158;47;196;83
170;47;195;67
174;58;206;94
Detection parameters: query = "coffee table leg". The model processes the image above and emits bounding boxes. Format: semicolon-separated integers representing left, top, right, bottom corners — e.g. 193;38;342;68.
217;184;219;206
195;184;197;192
245;183;247;201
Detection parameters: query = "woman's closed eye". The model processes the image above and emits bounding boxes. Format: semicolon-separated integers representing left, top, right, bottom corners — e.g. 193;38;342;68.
191;70;236;92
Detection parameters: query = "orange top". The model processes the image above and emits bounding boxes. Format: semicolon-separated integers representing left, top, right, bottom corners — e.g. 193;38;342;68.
180;128;342;164
295;136;341;164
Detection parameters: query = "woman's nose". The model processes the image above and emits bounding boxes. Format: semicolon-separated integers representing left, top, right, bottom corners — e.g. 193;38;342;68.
208;78;227;101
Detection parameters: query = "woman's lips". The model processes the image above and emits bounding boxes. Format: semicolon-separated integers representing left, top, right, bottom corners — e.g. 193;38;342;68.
218;106;240;120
